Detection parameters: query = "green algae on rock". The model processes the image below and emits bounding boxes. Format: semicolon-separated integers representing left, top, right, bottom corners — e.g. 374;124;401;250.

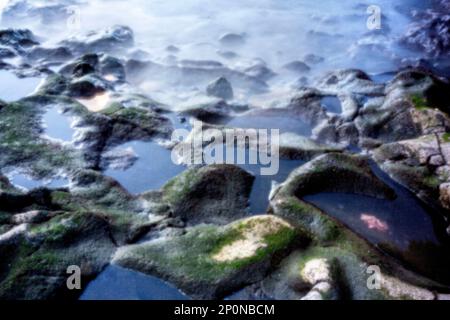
112;215;305;299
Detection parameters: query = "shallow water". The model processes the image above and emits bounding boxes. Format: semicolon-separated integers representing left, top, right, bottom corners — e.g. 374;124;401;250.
242;159;304;214
204;143;304;214
42;107;75;142
0;70;41;102
104;140;186;194
6;172;69;191
321;96;342;114
80;265;189;300
303;162;450;284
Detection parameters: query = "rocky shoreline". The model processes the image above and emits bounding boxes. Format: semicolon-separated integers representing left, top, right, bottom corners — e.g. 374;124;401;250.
0;1;450;300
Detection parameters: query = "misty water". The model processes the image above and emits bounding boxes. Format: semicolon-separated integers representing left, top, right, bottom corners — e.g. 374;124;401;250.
224;109;313;137
1;0;435;107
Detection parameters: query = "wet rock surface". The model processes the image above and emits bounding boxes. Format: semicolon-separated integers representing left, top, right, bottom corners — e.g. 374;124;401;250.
113;215;304;299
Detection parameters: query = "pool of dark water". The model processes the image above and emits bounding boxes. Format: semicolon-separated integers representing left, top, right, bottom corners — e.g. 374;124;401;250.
242;159;304;214
80;265;189;300
203;143;304;214
104;140;186;194
303;162;450;285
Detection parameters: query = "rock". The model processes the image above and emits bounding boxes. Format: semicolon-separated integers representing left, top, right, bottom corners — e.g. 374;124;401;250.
0;46;17;59
283;61;311;73
217;50;238;59
244;64;276;81
291;68;450;148
373;133;450;213
219;33;246;47
26;46;73;63
378;273;435;300
401;11;450;58
125;58;268;94
1;1;71;26
0;224;28;245
105;106;172;146
301;290;323;300
59;54;100;76
113;215;303;299
301;258;332;285
0;212;116;300
316;69;383;95
60;25;134;56
99;55;126;82
272;153;396;203
304;54;324;65
162;164;254;225
278;132;342;160
67;76;107;98
0;28;38;51
166;45;179;53
206;76;234;100
0;96;85;182
180;100;247;123
10;210;59;225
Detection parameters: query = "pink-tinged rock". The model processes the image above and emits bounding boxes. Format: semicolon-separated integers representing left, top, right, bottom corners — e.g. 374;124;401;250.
429;154;445;166
360;214;389;232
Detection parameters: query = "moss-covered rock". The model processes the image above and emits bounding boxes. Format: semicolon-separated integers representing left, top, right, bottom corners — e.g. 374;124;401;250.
0;96;85;179
272;153;396;201
266;152;443;299
162;164;254;225
113;215;306;299
373;133;450;216
0;211;116;300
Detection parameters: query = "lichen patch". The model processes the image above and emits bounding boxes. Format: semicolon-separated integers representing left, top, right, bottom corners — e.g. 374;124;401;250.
212;215;293;262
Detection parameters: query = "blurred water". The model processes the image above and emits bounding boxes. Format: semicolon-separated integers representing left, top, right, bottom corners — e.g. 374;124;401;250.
80;265;190;300
0;0;434;107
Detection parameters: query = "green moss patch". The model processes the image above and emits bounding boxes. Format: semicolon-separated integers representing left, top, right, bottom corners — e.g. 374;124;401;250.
411;94;430;111
115;216;301;287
